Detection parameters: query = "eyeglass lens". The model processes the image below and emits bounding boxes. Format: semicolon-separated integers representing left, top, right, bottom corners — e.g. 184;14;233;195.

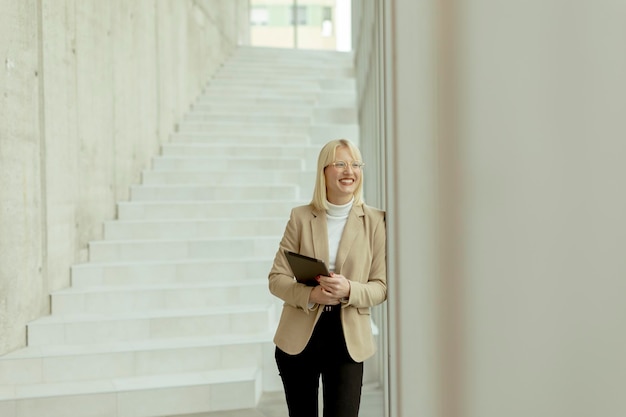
333;161;362;169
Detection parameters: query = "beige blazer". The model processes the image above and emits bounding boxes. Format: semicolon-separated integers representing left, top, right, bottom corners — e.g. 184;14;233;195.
268;203;387;362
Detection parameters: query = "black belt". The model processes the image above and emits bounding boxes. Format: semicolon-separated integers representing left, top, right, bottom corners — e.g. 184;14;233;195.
323;304;341;312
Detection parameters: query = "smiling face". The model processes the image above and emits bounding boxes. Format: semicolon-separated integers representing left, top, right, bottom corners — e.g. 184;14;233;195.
324;146;362;205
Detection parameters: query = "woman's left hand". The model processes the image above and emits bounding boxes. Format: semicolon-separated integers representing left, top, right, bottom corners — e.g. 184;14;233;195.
317;273;351;300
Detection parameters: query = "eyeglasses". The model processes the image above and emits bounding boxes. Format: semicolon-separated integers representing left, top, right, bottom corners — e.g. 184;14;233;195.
327;161;365;170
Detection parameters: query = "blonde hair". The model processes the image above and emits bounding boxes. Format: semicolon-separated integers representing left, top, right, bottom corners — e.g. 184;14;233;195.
310;139;364;211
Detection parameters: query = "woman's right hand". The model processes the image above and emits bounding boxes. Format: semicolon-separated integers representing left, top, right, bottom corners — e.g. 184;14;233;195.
309;279;341;305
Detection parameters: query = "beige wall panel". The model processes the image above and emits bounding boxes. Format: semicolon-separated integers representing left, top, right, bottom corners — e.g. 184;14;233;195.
156;0;241;140
0;0;47;354
378;0;626;416
111;0;159;201
73;1;116;262
155;1;186;142
455;2;626;416
183;0;237;102
41;0;79;293
387;1;441;415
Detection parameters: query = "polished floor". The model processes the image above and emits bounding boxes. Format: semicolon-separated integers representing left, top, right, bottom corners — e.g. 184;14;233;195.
167;384;384;417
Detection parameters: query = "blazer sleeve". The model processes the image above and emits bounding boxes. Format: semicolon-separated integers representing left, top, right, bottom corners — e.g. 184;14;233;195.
345;208;387;308
268;208;315;312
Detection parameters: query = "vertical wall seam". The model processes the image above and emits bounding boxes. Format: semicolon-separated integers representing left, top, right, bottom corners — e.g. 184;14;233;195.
71;0;79;257
438;1;463;416
35;0;49;318
154;1;161;148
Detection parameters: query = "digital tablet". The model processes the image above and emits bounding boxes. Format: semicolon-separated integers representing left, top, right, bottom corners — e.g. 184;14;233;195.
284;250;330;287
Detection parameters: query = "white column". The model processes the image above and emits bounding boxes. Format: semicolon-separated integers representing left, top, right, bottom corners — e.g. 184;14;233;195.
384;0;443;416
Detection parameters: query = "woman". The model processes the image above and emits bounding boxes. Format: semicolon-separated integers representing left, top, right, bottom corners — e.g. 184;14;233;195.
269;139;387;417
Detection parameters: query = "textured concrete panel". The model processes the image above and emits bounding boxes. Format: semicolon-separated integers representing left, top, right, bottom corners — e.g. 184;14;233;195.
0;0;47;354
111;0;159;201
40;0;80;293
0;0;246;355
73;1;116;259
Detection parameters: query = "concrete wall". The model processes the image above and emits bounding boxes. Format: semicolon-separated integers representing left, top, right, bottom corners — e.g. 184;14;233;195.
0;0;248;356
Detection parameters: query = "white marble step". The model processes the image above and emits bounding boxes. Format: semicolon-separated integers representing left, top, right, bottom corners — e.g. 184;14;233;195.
172;124;357;145
140;170;313;188
183;104;357;124
194;94;317;106
184;102;313;120
206;80;356;94
224;48;353;62
312;107;358;124
218;62;352;75
160;143;318;158
51;281;273;314
176;122;311;135
183;113;312;125
168;132;310;145
104;218;287;239
207;77;320;88
206;77;356;91
151;156;303;172
195;89;355;107
214;66;354;80
87;236;280;262
225;55;352;69
27;304;275;346
213;66;350;79
129;184;298;202
0;334;273;385
159;144;319;169
310;124;360;145
190;98;312;109
211;66;353;78
116;200;307;220
234;44;351;55
197;89;320;101
316;92;358;107
205;83;321;95
190;102;312;114
223;51;352;64
70;259;273;288
0;367;261;417
241;46;352;55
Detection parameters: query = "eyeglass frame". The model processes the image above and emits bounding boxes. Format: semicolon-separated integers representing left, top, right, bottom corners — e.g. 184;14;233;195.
326;160;365;170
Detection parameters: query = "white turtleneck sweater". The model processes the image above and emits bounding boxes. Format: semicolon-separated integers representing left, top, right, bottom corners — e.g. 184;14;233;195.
307;198;354;310
326;198;353;272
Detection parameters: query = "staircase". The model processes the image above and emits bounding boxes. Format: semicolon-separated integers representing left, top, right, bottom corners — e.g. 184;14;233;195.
0;46;358;417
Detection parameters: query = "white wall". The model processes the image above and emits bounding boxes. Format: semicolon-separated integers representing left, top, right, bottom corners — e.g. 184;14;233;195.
0;0;248;356
451;2;626;416
354;0;626;416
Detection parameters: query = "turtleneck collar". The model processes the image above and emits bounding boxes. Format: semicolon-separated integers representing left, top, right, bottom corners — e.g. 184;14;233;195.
326;198;354;218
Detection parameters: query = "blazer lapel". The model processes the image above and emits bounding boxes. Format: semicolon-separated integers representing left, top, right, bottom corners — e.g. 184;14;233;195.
310;207;329;264
335;204;365;273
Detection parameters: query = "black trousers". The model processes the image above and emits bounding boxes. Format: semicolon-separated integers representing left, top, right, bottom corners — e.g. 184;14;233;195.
275;305;364;417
